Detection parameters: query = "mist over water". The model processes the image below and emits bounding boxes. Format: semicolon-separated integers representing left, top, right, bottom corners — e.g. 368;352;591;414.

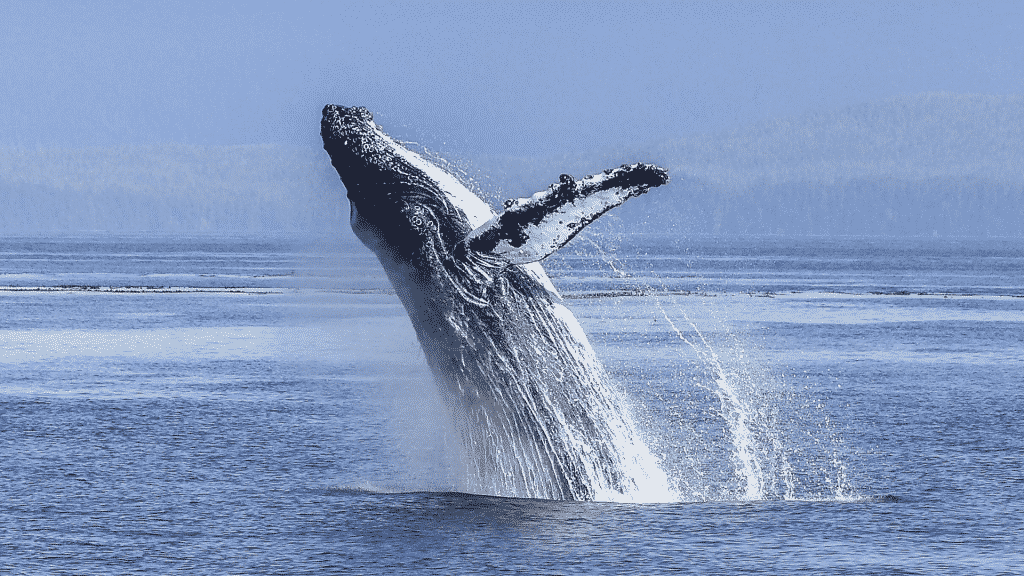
3;93;1022;239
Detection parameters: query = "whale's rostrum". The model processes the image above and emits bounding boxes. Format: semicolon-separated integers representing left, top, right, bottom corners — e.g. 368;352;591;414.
321;104;674;501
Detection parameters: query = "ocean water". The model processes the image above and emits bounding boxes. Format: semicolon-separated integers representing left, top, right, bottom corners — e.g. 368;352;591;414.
2;233;1022;574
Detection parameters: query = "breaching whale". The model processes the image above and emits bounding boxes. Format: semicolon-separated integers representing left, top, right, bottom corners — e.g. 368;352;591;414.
321;104;672;501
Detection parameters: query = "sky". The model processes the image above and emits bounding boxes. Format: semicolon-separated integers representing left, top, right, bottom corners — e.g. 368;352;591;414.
2;1;1022;159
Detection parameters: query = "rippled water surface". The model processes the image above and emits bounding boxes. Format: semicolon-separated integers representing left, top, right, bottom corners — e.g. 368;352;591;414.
2;234;1022;574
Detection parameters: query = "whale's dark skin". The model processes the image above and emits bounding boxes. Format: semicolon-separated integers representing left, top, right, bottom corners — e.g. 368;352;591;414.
321;104;670;500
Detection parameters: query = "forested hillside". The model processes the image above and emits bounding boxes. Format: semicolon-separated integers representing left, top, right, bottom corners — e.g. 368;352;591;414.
2;94;1021;237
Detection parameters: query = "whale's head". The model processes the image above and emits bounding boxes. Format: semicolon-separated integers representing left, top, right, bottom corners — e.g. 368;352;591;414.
321;104;491;276
320;105;381;174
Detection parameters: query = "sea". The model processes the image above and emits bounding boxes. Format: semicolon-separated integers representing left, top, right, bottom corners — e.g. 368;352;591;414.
1;232;1022;574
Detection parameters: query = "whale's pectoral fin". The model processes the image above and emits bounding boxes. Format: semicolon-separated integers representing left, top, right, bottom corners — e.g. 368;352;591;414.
462;163;669;264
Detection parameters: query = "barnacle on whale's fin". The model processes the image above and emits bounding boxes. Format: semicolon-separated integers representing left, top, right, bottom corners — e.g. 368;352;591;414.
463;163;669;264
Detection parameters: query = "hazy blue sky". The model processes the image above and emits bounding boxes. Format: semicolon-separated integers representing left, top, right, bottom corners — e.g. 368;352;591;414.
2;1;1022;157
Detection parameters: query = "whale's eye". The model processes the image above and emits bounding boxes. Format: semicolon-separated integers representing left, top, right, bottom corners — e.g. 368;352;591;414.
410;214;424;228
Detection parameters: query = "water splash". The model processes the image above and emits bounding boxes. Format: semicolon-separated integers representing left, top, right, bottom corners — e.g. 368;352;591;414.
653;294;791;500
646;291;853;502
445;293;677;503
655;299;767;499
558;236;854;503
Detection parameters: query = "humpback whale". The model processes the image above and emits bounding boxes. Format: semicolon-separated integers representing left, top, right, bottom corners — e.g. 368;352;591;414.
321;104;672;501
